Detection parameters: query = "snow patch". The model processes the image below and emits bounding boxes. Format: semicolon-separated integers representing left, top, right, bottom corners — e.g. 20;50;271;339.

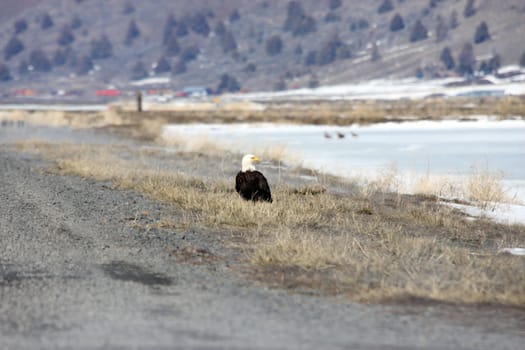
448;202;525;226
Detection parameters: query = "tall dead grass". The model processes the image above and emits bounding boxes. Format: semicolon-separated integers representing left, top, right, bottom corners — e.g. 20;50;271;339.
133;96;525;125
12;141;525;306
367;165;514;210
465;165;510;208
160;130;303;167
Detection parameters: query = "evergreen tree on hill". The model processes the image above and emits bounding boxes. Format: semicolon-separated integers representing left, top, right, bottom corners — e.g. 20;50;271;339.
474;21;490;44
216;73;241;94
378;0;394;14
154;56;171;74
52;47;71;66
457;43;476;76
90;35;113;59
390;13;405;32
176;21;188;37
220;31;238;54
370;43;381;62
324;12;340;23
29;49;52;72
265;35;283;56
172;59;186;75
70;15;83;29
317;35;342;66
189;13;210;37
214;21;226;37
284;1;303;31
464;0;476;18
124;20;140;45
75;55;93;75
449;10;459;29
131;61;148;80
350;18;369;32
305;50;318;66
18;60;28;75
163;14;177;45
244;63;256;73
0;63;11;81
164;32;181;57
180;46;199;63
229;9;241;22
440;46;455;70
435;15;448;42
479;55;500;76
488;53;501;73
14;19;28;34
41;13;54;30
57;25;75;46
4;36;24;61
410;20;428;42
283;1;317;36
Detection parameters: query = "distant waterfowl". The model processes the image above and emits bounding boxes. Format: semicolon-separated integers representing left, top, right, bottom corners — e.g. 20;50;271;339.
235;154;273;203
336;131;345;139
350;131;359;138
324;131;332;139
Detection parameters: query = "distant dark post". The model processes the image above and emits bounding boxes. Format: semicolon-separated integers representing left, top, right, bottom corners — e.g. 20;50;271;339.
136;91;142;112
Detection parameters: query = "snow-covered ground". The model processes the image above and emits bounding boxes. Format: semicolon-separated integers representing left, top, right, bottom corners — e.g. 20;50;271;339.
448;202;525;226
163;118;525;225
233;68;525;101
237;78;525;101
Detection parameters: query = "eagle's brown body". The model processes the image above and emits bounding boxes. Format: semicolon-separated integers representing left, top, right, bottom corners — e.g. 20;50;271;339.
235;170;272;202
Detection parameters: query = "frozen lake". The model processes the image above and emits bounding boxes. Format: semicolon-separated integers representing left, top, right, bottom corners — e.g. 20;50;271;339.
164;118;525;203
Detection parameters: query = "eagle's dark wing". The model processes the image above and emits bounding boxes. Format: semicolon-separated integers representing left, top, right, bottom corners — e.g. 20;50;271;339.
235;171;272;202
252;171;272;202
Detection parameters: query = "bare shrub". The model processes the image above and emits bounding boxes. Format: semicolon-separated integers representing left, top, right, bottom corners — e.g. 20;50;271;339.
465;165;509;209
412;174;459;199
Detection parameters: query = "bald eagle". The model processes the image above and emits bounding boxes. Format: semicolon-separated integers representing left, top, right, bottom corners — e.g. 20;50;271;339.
235;154;273;203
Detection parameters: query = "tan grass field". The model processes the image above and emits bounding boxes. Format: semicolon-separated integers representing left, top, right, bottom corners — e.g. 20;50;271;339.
2;96;524;136
120;96;525;126
11;140;525;307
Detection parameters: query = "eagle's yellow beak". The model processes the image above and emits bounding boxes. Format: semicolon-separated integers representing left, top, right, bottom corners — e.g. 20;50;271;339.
251;156;261;163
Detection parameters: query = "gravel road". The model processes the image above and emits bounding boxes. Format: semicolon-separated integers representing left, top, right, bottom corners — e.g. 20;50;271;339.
1;125;524;349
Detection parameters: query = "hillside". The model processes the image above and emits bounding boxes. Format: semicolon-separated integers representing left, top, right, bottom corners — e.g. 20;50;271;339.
1;0;524;96
0;0;42;21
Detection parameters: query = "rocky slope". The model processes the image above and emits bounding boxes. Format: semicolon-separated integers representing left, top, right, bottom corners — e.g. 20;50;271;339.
1;0;524;94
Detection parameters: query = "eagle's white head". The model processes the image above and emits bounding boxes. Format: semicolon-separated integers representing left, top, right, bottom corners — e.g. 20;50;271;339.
241;154;261;172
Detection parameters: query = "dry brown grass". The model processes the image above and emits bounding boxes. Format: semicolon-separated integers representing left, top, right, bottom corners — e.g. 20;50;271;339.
160;131;228;154
373;167;514;210
160;130;302;167
121;96;525;126
11;140;525;307
465;165;511;208
4;97;524;138
412;173;458;199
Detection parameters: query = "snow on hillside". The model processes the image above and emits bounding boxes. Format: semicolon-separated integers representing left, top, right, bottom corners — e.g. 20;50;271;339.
234;67;525;101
